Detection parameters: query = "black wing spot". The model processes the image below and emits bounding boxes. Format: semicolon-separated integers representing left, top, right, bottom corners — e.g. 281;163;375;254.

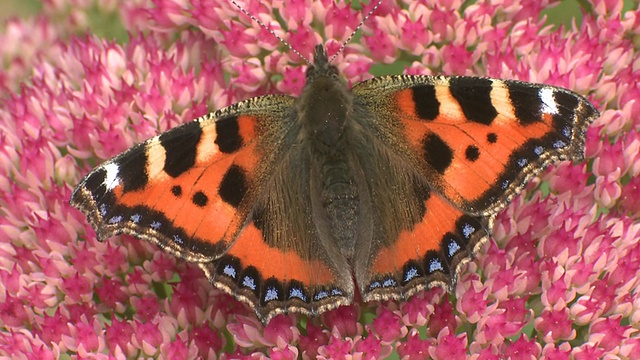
215;116;243;154
171;185;182;197
449;77;497;125
218;164;248;208
422;133;453;174
487;132;498;144
192;191;208;207
160;121;202;178
508;82;543;125
465;145;480;162
412;84;439;120
118;146;149;192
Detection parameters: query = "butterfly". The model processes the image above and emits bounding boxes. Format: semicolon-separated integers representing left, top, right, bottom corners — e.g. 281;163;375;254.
70;42;598;323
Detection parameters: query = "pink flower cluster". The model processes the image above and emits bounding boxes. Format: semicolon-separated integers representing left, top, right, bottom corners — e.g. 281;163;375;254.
0;0;639;358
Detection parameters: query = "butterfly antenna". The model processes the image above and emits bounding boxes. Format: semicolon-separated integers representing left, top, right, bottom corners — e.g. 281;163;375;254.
228;0;312;64
328;0;383;63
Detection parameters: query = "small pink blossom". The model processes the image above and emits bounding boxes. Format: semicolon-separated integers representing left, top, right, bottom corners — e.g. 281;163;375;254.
618;171;640;216
541;342;572;360
324;2;360;41
588;316;630;352
457;281;492;323
399;13;431;53
354;333;391;359
397;331;432;360
0;294;29;328
299;322;329;359
227;315;268;348
572;343;606;360
277;65;306;95
71;320;102;353
191;323;224;357
502;334;542;359
317;336;355;359
540;272;576;307
429;328;468;360
475;308;525;345
364;28;396;63
427;297;458;339
163;336;191;359
61;272;93;303
571;279;617;324
400;289;437;326
321;305;361;338
270;344;299;360
132;320;164;356
263;314;299;347
95;278;128;312
370;306;405;342
535;308;576;342
130;295;161;322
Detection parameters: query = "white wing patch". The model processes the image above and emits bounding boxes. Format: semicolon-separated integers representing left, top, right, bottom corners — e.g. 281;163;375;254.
103;162;121;191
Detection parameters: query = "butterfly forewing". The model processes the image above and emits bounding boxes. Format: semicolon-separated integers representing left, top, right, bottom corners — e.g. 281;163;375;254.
353;75;597;215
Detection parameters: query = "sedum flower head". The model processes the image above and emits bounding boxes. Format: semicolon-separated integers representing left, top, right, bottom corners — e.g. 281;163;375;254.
0;0;638;358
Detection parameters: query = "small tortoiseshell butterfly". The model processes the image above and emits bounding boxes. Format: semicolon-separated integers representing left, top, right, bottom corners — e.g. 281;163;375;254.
70;9;598;323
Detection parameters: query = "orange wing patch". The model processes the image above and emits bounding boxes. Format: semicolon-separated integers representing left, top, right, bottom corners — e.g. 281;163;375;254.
226;223;337;285
363;188;488;301
70;113;263;262
391;76;596;214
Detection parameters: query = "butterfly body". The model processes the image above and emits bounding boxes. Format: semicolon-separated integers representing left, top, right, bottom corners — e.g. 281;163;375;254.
71;45;598;323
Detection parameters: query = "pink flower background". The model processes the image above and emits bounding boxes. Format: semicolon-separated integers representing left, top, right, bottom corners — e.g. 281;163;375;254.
1;0;640;358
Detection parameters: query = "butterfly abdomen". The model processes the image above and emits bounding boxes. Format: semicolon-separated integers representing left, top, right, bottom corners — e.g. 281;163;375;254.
310;138;364;259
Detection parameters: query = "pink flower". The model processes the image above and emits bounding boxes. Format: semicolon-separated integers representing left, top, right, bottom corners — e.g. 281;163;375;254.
317;336;355;359
104;315;134;355
227;315;268;348
270;344;299;360
132;320;164;356
541;342;572;360
534;308;576;342
0;294;29;328
298;322;329;359
457;281;492;323
370;306;405;342
429;328;468;360
588;315;630;352
354;333;391;359
400;289;438;326
130;295;161;322
324;2;360;41
572;343;606;359
263;314;300;347
95;278;128;312
619;170;640;216
501;334;542;359
321;305;361;338
397;331;432;360
163;337;191;359
191;323;225;357
427;298;458;339
364;28;396;63
571;279;617;324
